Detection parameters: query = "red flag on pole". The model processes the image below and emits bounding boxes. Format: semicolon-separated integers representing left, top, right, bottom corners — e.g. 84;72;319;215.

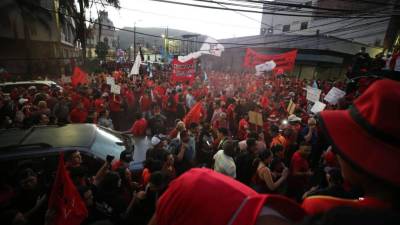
183;102;203;127
48;153;88;225
71;67;89;87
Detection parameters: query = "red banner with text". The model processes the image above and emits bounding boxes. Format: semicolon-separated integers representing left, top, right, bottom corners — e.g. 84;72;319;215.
171;59;195;83
243;48;298;72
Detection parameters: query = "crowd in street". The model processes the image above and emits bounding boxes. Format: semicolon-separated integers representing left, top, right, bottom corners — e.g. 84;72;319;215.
0;54;399;225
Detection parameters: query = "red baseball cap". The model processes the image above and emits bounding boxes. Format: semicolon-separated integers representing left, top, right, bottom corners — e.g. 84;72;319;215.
319;79;400;186
156;168;304;225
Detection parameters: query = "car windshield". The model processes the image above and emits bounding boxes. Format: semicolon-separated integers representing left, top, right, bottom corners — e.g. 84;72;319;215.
91;126;126;159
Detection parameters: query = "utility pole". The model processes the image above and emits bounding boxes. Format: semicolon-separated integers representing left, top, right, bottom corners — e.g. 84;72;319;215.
133;23;136;61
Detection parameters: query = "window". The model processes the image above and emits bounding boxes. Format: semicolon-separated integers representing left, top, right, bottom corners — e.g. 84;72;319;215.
301;22;308;30
283;25;290;32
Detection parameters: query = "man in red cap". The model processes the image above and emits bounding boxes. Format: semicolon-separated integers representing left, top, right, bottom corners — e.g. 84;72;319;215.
148;168;305;225
302;79;400;215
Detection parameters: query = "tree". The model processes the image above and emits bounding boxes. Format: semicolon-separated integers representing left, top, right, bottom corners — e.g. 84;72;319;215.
72;0;120;62
0;0;52;75
95;41;109;60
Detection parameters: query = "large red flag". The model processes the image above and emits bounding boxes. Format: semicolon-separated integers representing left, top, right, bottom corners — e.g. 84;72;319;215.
71;67;89;87
48;153;88;225
183;102;203;127
243;48;297;73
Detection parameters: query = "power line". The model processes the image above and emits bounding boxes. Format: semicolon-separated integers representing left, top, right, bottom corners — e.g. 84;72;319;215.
88;0;260;29
148;0;394;18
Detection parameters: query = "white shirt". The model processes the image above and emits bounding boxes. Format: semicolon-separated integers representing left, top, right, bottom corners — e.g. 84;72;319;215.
213;150;236;178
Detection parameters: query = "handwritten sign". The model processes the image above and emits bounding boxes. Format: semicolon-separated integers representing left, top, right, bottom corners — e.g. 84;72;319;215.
311;101;326;114
106;77;115;85
248;111;263;126
287;99;296;115
324;87;346;105
110;84;121;94
306;86;322;103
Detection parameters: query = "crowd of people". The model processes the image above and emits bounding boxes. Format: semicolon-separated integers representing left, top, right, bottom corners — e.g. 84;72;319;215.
0;58;399;225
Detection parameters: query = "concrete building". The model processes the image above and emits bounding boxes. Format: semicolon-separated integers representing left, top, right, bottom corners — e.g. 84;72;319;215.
260;0;400;49
0;0;79;76
87;11;118;59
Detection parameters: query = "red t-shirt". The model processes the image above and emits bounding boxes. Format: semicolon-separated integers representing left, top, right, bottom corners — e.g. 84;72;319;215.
289;151;309;189
130;118;148;136
94;98;105;113
109;96;122;112
140;95;152;112
237;119;249;141
70;108;88;123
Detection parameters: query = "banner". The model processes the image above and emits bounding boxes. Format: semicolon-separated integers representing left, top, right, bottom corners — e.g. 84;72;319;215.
200;37;225;57
243;48;297;73
48;153;88;225
171;58;195;83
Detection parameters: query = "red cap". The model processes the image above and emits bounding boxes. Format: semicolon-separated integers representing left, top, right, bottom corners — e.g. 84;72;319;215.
319;79;400;186
156;168;304;225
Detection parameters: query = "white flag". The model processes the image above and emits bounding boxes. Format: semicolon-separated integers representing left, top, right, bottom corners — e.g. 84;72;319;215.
255;60;276;75
200;37;224;57
129;53;141;76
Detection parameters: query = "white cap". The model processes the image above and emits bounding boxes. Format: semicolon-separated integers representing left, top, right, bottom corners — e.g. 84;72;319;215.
151;136;161;146
288;114;302;123
102;92;109;97
18;98;29;105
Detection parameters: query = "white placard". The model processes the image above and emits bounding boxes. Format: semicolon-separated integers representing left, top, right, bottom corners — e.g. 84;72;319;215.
111;84;121;94
306;86;322;103
106;77;115;85
311;101;326;114
61;75;71;83
324;87;346;105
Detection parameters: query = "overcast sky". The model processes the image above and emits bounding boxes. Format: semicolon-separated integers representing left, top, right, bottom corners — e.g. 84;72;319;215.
87;0;263;39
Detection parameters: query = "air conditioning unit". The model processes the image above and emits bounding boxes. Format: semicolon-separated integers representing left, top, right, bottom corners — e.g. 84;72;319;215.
261;27;267;35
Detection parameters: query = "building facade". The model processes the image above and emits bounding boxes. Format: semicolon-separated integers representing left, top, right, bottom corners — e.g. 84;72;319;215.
260;0;400;49
0;0;79;77
87;11;118;59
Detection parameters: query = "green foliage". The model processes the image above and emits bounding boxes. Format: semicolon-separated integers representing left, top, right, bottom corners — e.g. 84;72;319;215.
95;41;109;60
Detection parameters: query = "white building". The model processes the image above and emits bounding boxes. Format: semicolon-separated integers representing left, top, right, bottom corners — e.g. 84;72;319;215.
260;0;399;49
87;11;118;59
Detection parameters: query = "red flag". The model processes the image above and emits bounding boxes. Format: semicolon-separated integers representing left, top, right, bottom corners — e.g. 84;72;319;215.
183;102;203;127
243;48;297;73
48;153;88;225
71;67;88;87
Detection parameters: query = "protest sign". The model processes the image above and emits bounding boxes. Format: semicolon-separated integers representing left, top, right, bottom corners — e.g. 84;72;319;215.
171;58;195;83
111;84;121;94
306;86;322;103
249;111;263;126
106;77;115;85
287;99;296;115
311;101;326;114
324;87;346;105
61;75;71;83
